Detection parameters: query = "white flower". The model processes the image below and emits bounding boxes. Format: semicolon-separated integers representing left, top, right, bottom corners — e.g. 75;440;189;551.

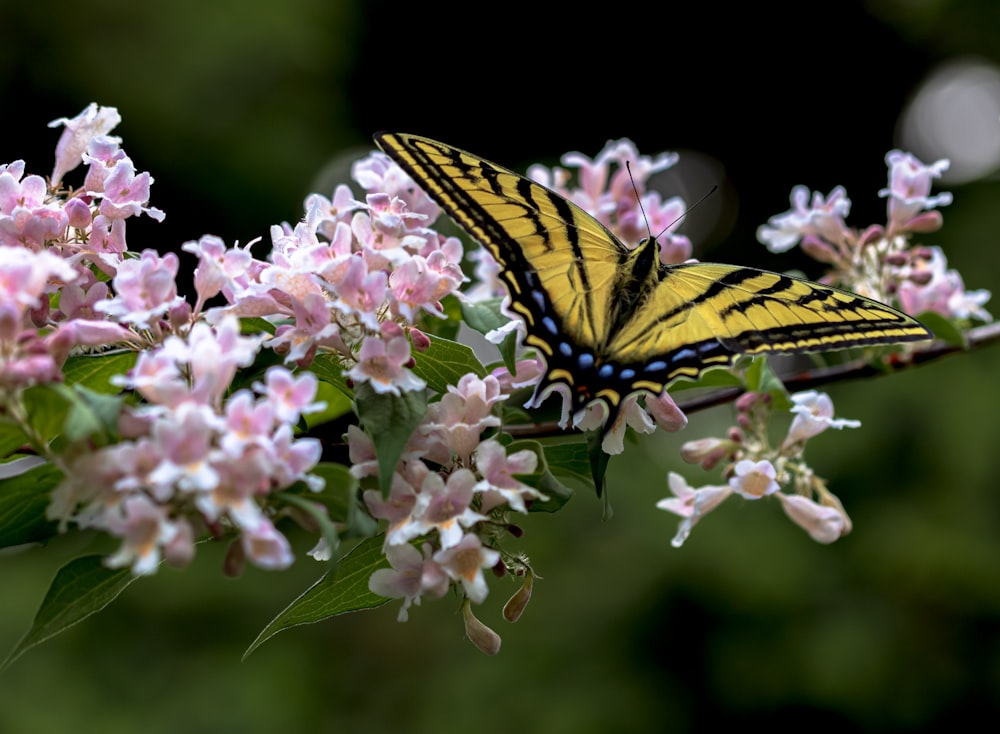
784;390;860;447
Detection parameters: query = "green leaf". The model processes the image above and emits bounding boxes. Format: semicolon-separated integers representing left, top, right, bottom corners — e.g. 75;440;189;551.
503;440;575;513
419;294;462;340
0;422;31;460
411;334;486;394
460;297;508;336
50;384;123;443
239;317;277;336
586;430;612;504
308;354;354;399
1;555;138;671
744;357;791;409
537;439;593;494
227;348;286;395
303;382;354;429
243;535;390;659
496;327;520;375
914;310;966;348
0;462;62;548
21;384;72;440
277;490;345;563
354;382;427;497
61;351;137;394
282;462;357;525
668;365;744;392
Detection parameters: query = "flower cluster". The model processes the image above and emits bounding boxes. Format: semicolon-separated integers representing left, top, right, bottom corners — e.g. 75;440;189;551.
527;139;691;259
757;150;991;323
657;148;991;550
51;346;325;574
193;150;465;383
356;373;543;653
3;104;473;576
658;389;858;546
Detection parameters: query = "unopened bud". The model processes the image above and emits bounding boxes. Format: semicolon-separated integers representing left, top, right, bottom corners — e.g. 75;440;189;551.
408;327;431;352
858;224;886;247
902;211;943;233
463;599;501;655
680;437;736;470
735;391;759;413
776;492;850;544
503;572;534;623
800;234;840;264
223;538;246;578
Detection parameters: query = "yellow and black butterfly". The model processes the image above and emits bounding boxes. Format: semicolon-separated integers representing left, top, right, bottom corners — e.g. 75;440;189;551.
374;132;932;430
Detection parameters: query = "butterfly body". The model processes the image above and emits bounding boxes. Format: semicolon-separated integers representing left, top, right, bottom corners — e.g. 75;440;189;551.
374;132;932;428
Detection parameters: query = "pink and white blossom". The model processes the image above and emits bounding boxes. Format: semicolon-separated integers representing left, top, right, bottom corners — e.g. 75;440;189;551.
729;459;781;500
783;390;861;447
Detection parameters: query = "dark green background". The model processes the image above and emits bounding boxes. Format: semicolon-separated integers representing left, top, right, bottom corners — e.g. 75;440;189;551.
2;1;999;731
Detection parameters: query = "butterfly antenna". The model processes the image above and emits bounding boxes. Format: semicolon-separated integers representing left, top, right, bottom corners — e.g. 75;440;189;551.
625;160;654;242
654;185;718;242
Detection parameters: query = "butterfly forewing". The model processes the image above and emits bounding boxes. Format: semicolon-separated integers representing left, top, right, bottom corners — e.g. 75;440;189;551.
376;132;628;352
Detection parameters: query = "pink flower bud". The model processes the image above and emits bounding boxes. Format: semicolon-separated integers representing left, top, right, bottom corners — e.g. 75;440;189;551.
408;326;431;352
64;197;93;229
800;235;840;265
502;573;534;623
463;599;501;655
680;437;736;470
776;493;850;543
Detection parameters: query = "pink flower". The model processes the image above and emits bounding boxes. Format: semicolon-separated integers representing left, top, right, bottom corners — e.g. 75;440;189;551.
656;472;733;547
146;402;222;497
0;248;79;318
240;517;295;570
331;255;388;330
95;249;184;328
0;168;68;249
364;472;419;531
776;493;851;544
386;469;486;550
346;332;426;395
433;533;501;604
757;185;853;253
98;159;164;221
728;459;781;499
49;103;122;186
388;255;450;320
473;440;544;513
352;152;441;225
680;436;739;471
104;494;179;576
182;234;255;308
879;150;952;235
254;367;324;424
305;185;366;241
368;541;449;622
783;390;861;447
421;374;505;460
896;246;991;322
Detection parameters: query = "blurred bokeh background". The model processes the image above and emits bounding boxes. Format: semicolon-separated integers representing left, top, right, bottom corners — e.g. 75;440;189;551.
2;0;1000;731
